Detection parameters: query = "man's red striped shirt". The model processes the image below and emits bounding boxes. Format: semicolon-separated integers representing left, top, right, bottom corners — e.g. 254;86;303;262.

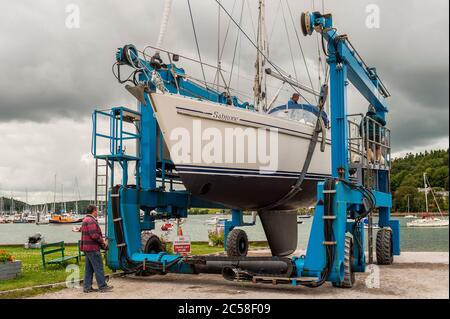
80;215;106;252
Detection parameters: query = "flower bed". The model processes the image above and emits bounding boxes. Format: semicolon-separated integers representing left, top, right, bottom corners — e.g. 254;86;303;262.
0;250;21;280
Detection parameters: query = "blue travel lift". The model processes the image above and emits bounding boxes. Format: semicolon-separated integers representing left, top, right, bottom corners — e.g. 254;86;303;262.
91;11;400;288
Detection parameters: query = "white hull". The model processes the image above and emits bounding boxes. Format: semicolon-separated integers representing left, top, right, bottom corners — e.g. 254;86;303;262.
150;93;331;210
407;218;449;228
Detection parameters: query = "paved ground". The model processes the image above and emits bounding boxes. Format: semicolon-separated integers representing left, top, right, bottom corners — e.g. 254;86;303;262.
33;252;449;299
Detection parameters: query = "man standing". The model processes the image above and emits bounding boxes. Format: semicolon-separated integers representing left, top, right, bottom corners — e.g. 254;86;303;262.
80;205;113;293
360;104;387;164
289;92;300;105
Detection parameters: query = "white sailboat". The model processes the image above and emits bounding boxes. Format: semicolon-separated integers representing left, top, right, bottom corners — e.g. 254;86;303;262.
118;0;333;256
151;92;331;210
407;173;449;228
147;0;331;211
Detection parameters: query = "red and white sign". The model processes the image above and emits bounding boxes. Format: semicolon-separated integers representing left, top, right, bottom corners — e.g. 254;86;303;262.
173;235;191;255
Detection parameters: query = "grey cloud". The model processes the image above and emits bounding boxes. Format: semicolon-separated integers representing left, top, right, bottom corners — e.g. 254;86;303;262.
0;0;448;201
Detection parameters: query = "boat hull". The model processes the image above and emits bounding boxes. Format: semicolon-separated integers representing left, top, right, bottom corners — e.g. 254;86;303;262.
177;166;322;210
150;93;332;211
49;219;82;225
406;220;449;228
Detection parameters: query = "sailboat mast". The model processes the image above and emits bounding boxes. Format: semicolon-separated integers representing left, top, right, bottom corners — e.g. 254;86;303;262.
424;173;429;213
217;0;221;91
61;184;66;212
425;173;444;217
254;0;268;113
53;174;56;213
155;0;173;53
11;192;14;215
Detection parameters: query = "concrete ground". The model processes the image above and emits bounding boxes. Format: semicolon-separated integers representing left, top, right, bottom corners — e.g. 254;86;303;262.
33;251;449;299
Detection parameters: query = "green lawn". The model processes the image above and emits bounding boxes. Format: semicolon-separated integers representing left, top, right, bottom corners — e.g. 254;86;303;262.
0;242;268;298
0;245;99;292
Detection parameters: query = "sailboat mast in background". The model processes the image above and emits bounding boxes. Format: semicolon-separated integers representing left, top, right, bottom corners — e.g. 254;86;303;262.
254;0;268;113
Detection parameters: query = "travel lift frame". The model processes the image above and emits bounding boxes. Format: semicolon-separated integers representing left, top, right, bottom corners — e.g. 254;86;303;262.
91;11;400;288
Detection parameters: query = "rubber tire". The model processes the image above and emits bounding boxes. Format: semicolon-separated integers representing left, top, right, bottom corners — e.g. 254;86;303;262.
141;231;164;254
376;228;393;265
226;229;249;257
333;237;355;288
138;232;165;277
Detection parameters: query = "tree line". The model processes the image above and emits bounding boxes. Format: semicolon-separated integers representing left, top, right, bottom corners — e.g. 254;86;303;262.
391;149;449;212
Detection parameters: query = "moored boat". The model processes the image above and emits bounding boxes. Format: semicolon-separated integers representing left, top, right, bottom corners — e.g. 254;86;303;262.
407;217;449;228
49;213;82;224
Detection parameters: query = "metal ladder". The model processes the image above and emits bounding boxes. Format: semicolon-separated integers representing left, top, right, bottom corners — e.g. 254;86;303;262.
95;158;108;221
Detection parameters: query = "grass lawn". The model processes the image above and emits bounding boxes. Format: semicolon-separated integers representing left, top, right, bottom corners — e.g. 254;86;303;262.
0;241;268;298
0;245;99;293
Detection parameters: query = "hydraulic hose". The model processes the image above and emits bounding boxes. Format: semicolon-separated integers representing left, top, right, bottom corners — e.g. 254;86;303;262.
300;178;336;288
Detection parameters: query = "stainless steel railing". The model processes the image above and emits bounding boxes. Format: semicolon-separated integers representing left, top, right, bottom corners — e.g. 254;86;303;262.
347;113;391;171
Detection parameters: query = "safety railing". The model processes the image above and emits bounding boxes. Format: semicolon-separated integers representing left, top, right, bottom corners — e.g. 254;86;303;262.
91;107;141;161
347;113;391;171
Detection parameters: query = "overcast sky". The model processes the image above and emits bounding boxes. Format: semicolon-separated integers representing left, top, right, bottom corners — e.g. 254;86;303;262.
0;0;448;204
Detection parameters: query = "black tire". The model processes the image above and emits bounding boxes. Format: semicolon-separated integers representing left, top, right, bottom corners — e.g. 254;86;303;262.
376;228;393;265
141;231;164;254
138;232;165;277
333;237;355;288
226;229;249;257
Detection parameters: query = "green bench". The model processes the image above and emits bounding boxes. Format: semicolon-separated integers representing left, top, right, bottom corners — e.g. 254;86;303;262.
78;240;85;259
41;241;79;268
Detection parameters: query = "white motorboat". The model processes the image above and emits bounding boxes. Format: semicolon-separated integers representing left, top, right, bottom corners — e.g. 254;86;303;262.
26;214;37;223
404;215;417;219
205;215;227;227
407;218;449;228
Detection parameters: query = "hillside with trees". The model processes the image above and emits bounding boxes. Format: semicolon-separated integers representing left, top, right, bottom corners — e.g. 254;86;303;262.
391;149;449;212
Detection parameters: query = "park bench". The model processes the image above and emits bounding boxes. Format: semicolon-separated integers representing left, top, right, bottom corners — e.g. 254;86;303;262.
41;241;79;268
78;240;85;259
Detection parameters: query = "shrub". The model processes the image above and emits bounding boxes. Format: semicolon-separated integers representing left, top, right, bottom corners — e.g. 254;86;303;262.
0;250;15;263
208;229;224;247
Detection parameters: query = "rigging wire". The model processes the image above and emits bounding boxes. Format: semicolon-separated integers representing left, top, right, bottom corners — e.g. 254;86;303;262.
227;0;246;88
280;0;298;82
321;0;329;80
214;0;238;89
187;0;209;90
218;0;238;61
268;0;282;45
312;0;324;88
245;0;257;41
285;0;317;100
214;0;312;106
216;0;221;90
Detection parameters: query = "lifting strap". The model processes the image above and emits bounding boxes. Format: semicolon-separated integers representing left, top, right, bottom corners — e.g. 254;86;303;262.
259;84;329;211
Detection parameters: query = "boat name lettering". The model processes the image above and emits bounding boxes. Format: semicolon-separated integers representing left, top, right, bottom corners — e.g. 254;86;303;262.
212;111;239;122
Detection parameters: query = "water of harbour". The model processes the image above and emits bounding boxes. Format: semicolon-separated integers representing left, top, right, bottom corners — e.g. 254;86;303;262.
0;215;448;252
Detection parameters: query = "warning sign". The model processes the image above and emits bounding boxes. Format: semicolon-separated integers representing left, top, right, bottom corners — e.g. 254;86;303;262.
173;235;191;254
